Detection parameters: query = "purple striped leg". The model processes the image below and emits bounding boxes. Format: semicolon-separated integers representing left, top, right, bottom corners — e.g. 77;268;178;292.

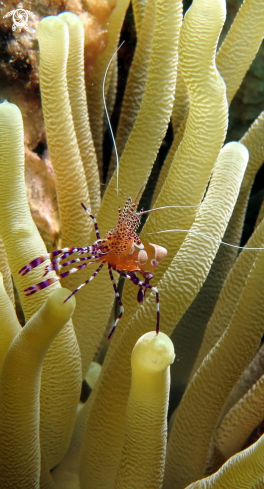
24;276;60;296
20;203;99;278
58;246;94;260
81;203;101;240
63;262;105;302
43;254;102;276
116;269;160;335
19;246;93;276
108;264;125;340
24;259;102;296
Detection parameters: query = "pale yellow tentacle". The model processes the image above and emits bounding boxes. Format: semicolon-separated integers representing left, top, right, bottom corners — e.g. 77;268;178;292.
38;16;100;376
222;343;264;421
171;67;189;135
152;109;187;205
164;237;264;488
217;0;264;104
170;111;264;391
0;238;14;306
140;0;228;283
252;478;264;489
0;289;75;489
192;108;264;376
152;67;189;204
38;17;91;244
215;372;264;460
59;12;100;216
185;434;264;489
0;101;57;318
193;216;264;376
0;100;82;469
114;332;174;489
0;273;21;375
131;0;147;33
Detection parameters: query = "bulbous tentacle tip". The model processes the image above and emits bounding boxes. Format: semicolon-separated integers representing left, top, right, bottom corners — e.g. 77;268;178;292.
0;99;21;114
132;331;175;373
59;11;83;30
39;14;66;33
45;287;76;319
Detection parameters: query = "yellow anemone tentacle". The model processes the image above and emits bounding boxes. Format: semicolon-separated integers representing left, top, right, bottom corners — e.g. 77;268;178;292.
217;0;264;104
192;215;264;376
38;16;100;376
59;12;100;216
38;16;91;245
0;101;57;318
152;67;189;204
0;289;75;489
0;100;82;469
114;332;175;489
0;273;21;374
185;433;264;489
131;0;147;33
170;111;264;393
0;238;14;305
164;231;264;488
215;372;264;460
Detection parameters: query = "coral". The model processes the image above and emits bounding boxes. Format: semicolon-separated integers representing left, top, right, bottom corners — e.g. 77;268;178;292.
0;0;113;93
0;0;264;488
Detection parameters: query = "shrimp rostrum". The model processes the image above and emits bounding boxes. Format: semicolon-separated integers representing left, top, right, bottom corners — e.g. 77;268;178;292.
19;197;167;339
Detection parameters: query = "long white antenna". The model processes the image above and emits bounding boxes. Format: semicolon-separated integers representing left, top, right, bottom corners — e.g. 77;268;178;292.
102;40;125;194
136;204;201;216
145;228;264;251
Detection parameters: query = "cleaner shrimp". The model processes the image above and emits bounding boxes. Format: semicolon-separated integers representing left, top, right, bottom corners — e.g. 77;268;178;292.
19;193;169;339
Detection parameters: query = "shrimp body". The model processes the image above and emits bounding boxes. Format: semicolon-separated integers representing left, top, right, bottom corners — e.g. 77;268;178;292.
19;197;167;338
97;237;166;277
102;240;165;275
96;197;167;277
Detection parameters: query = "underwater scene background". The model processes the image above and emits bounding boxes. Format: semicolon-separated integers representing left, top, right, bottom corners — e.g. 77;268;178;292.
0;0;264;488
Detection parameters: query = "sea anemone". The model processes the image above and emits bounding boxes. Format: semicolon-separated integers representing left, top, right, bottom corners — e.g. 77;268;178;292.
0;0;264;488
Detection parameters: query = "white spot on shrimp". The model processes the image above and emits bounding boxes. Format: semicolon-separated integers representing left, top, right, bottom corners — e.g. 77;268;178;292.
138;250;148;265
